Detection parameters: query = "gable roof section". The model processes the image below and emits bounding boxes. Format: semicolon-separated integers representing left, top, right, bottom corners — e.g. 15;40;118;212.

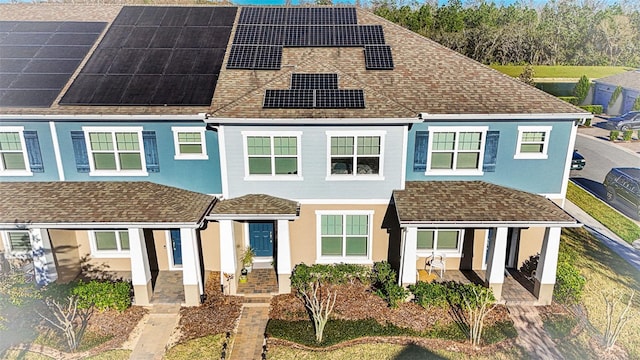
0;181;215;227
392;181;577;226
594;70;640;92
208;194;298;218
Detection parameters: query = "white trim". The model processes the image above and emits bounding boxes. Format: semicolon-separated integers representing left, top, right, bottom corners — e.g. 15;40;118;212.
243;222;250;248
400;125;408;190
206;117;420;125
49;122;65;181
418;113;592;121
1;230;32;258
296;198;389;205
315;210;374;264
171;126;208;160
242;131;303;180
482;229;489;270
514;126;552;160
425;125;487;176
88;230;131;258
325;130;386;180
218;126;230;198
560;123;580;207
415;229;464;257
82;126;148;177
0;126;32;177
165;230;183;271
207;214;297;221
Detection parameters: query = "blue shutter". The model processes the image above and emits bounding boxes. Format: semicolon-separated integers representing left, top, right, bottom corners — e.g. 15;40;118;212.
23;130;44;173
71;131;90;173
143;131;160;173
413;131;429;172
482;131;500;172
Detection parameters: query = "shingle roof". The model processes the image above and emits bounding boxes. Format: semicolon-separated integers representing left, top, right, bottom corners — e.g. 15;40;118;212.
209;194;298;216
0;181;215;225
392;181;577;224
594;70;640;92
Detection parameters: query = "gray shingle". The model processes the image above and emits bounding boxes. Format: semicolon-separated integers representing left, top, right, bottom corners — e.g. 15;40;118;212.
210;194;298;216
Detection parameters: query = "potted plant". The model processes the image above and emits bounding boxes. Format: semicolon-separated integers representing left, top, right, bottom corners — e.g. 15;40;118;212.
241;246;255;273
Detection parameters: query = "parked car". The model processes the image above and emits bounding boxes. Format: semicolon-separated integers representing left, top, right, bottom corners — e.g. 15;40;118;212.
606;111;640;131
571;150;586;170
604;167;640;218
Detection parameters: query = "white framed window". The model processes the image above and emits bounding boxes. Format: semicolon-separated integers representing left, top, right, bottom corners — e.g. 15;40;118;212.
242;131;302;180
315;210;373;264
1;231;32;258
0;127;31;176
326;131;385;180
172;127;208;160
89;230;130;258
83;127;147;176
514;126;552;159
416;229;464;256
426;126;487;176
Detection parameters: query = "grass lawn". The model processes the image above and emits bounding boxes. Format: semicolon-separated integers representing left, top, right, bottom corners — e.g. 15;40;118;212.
164;334;227;360
558;227;640;359
567;181;640;243
490;65;632;79
1;350;53;360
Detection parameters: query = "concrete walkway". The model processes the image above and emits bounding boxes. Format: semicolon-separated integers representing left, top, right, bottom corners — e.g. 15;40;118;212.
129;304;181;360
507;305;564;360
228;303;270;360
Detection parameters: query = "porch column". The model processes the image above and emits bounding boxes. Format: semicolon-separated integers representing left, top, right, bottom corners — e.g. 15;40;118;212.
400;227;417;286
485;227;508;301
29;228;57;286
219;220;237;295
129;228;152;306
181;228;202;306
276;220;292;294
534;227;561;305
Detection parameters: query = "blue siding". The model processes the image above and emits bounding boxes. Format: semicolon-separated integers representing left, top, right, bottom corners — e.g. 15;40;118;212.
0;121;59;181
406;121;574;195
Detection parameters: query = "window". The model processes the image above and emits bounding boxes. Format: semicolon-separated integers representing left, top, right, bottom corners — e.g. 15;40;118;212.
2;231;31;256
316;211;372;263
172;127;208;160
327;131;385;179
417;229;462;255
514;126;551;159
242;132;301;179
83;127;147;176
89;230;130;257
0;127;30;175
426;126;487;175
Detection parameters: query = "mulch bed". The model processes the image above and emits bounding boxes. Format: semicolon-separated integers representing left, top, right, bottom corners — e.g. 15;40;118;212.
86;306;147;351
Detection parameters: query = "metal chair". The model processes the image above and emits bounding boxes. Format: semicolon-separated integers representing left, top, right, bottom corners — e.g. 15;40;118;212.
428;253;446;278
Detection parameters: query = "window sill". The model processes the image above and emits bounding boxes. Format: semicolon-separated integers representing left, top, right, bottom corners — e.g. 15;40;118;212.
315;257;372;265
514;154;548;160
174;154;209;160
416;250;462;258
91;251;131;259
0;170;33;177
244;175;303;181
89;170;149;177
325;175;385;181
425;169;483;176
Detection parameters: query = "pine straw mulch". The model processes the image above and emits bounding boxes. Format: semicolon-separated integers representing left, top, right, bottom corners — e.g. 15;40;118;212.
176;272;243;343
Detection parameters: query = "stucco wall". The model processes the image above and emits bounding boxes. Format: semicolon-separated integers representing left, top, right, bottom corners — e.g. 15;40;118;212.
200;222;220;271
518;227;545;268
48;229;82;283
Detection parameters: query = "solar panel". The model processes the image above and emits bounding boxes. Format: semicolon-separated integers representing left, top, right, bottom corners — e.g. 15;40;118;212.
61;6;237;106
315;89;365;108
253;46;282;70
364;45;394;70
0;20;106;107
239;7;263;25
359;25;385;45
262;8;287;25
333;25;361;46
284;26;308;47
264;89;314;108
334;8;357;25
291;74;338;89
226;45;257;69
307;26;333;47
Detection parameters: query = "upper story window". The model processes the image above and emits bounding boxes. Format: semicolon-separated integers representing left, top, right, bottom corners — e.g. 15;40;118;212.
514;126;551;159
242;131;302;180
326;131;385;180
89;230;130;258
417;229;463;256
1;231;32;258
316;211;373;264
426;126;487;176
172;127;208;160
83;127;147;176
0;127;31;176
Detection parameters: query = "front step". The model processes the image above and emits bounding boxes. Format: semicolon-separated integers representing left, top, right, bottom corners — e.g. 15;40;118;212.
242;294;273;304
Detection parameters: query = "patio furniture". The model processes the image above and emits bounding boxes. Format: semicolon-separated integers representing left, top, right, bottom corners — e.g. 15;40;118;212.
428;253;446;278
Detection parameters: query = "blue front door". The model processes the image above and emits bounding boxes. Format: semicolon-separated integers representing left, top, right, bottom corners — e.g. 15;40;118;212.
170;229;182;266
249;222;274;257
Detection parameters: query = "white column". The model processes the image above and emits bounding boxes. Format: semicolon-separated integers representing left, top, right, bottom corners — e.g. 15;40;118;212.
219;220;237;295
29;228;57;285
400;227;417;286
276;219;292;293
129;228;152;306
485;227;508;300
534;227;561;305
181;228;202;306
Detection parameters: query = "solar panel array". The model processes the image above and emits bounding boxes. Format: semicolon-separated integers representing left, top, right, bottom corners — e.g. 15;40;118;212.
0;21;105;107
364;45;394;70
264;73;364;109
227;7;393;71
60;6;237;106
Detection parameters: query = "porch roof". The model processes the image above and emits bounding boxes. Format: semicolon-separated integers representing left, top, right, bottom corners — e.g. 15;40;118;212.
0;181;216;227
208;194;299;219
392;181;578;227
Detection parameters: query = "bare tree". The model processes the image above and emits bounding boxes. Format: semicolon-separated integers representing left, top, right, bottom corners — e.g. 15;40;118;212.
37;296;93;352
298;280;337;343
602;290;635;351
456;285;496;346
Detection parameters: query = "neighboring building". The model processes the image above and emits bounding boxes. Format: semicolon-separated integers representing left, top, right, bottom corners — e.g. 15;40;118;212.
0;4;589;306
592;70;640;115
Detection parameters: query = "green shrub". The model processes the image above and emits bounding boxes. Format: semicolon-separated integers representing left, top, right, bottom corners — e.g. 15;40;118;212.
371;261;408;308
446;282;495;308
579;105;603;114
409;281;448;308
72;280;132;312
633;96;640;111
609;130;620;141
623;130;633;141
559;96;579;105
583;117;592;126
481;321;518;344
542;313;578;339
609;86;623;106
554;261;585;305
290;263;371;291
573;75;590;104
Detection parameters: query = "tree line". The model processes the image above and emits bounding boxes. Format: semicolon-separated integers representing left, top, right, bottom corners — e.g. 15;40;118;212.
368;0;640;67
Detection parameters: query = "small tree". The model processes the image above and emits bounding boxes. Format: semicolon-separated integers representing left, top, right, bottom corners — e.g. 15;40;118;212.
371;261;408;308
517;64;535;86
602;290;635;351
573;75;590;104
448;283;496;346
37;295;93;352
290;264;337;344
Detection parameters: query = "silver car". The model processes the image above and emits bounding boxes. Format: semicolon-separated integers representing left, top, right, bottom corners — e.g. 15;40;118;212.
607;111;640;131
